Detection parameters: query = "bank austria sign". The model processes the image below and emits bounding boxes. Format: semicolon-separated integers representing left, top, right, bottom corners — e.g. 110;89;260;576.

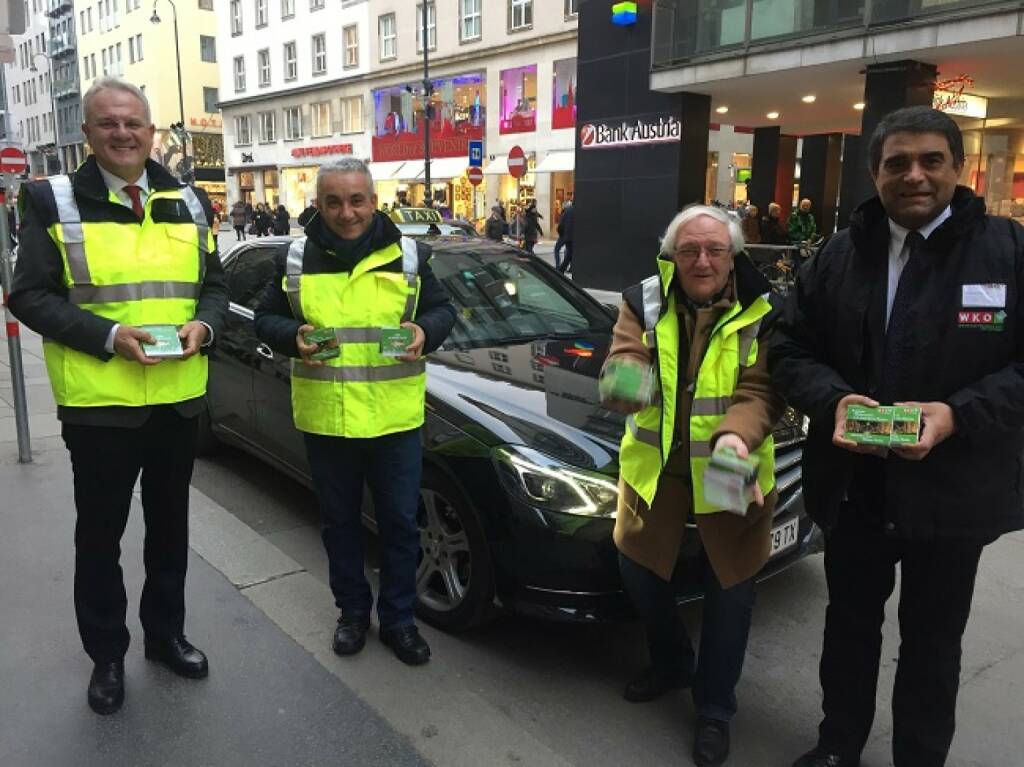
579;116;681;150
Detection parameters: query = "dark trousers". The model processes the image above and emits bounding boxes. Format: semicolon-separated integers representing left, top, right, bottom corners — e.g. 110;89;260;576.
619;551;755;722
817;506;986;766
303;428;422;630
62;409;198;664
234;224;245;240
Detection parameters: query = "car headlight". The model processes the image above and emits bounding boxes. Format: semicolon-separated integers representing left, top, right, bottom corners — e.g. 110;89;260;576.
492;444;619;518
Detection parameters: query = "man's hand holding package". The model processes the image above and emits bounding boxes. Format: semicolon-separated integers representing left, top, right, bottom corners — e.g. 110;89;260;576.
713;432;764;506
891;401;956;461
113;324;161;366
833;393;889;457
296;323;333;366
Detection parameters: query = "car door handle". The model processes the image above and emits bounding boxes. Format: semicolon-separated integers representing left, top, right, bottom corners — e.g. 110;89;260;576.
256;343;274;360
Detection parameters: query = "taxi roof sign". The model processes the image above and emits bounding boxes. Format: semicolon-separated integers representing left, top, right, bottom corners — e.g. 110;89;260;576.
390;207;442;224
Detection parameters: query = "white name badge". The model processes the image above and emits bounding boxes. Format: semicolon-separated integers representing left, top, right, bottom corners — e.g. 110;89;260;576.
962;283;1006;308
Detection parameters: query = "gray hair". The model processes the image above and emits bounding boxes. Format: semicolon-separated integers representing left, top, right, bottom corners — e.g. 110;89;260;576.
660;204;745;256
83;77;152;124
317;157;374;192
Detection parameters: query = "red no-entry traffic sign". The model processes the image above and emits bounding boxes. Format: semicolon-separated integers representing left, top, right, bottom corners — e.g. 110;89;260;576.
0;147;27;174
507;145;526;179
466;166;483;186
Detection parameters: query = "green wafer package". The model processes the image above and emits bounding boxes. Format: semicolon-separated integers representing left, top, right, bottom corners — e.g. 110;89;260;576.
599;358;656;406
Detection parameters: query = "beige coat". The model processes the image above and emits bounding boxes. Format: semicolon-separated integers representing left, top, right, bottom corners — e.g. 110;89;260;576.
606;280;785;588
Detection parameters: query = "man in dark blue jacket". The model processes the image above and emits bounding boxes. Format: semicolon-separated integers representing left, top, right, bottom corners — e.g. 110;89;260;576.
771;107;1024;767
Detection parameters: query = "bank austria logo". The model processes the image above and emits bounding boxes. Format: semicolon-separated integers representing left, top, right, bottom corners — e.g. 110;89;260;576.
579;116;682;149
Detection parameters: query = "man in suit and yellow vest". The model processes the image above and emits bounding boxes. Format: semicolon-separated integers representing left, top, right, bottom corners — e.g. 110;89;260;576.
255;158;455;665
8;78;229;714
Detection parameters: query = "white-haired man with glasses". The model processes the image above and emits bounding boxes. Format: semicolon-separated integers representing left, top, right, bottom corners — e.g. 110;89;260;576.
600;205;784;767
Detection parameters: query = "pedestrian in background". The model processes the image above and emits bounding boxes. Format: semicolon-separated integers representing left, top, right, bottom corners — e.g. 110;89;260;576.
787;198;818;244
771;106;1024;767
244;200;254;229
740;204;760;244
254;158;456;667
485;206;504;241
211;207;222;250
8;77;229;715
273;204;290;236
759;202;787;245
254;203;271;237
230;200;247;241
554;200;575;273
298;199;318;228
523;200;543;254
601;205;784;767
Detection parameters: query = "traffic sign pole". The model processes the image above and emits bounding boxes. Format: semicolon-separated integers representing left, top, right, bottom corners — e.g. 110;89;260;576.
0;171;32;462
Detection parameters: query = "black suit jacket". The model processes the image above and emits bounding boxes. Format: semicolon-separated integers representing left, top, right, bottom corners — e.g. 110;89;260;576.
8;157;230;428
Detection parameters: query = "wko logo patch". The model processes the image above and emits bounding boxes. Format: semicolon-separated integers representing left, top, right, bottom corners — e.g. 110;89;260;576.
957;309;1006;330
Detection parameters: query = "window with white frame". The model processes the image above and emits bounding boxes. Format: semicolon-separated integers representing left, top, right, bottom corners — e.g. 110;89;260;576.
564;0;577;16
283;41;296;81
115;42;122;74
378;13;395;60
254;0;267;27
280;0;293;18
309;0;322;10
258;110;275;142
460;0;481;41
509;0;532;30
311;102;331;137
416;3;436;52
233;56;246;91
200;34;215;63
128;35;137;63
235;114;251;145
101;47;108;75
311;33;326;74
134;33;143;61
230;0;242;34
342;25;358;69
257;49;270;86
284;106;301;139
340;95;362;134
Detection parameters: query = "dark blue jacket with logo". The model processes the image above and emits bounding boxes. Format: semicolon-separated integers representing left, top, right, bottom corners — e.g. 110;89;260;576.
769;186;1024;539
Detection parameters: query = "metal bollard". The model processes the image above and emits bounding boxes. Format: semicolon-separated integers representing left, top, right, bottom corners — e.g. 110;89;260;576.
0;205;32;463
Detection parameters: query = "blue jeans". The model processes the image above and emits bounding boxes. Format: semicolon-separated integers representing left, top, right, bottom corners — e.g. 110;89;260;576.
304;428;422;630
619;551;756;722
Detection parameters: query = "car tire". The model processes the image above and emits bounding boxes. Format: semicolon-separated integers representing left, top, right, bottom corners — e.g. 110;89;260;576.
414;468;494;631
195;406;222;457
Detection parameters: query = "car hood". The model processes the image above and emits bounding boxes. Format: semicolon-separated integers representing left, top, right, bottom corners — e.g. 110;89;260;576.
426;332;624;474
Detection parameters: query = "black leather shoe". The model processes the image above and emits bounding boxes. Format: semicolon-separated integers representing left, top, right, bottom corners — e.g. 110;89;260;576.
380;625;431;665
623;666;690;702
88;661;124;715
791;747;860;767
144;635;209;679
333;614;371;656
693;717;730;767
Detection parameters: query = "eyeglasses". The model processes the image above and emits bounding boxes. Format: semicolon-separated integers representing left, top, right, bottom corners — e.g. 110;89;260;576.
672;244;732;260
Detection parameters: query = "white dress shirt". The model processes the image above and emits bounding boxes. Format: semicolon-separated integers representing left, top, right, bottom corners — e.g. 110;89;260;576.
97;166;213;354
885;206;952;327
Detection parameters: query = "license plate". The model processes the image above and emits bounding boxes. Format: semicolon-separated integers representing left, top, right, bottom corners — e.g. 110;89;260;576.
769;517;800;557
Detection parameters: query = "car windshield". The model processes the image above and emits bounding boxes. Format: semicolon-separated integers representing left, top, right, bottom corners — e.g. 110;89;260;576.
397;223;475;238
430;248;613;349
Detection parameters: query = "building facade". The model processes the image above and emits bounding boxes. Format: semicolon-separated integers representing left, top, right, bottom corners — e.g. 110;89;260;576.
219;0;581;225
47;0;85;172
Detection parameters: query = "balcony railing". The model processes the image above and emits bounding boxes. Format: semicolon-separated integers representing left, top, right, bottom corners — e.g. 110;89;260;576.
652;0;1014;67
48;31;77;57
53;78;79;99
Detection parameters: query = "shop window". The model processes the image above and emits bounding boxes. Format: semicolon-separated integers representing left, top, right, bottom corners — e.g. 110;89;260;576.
416;3;436;53
311;101;331;137
499;65;537;134
460;0;481;41
235;114;251;145
340;95;362;134
257;49;270;87
284;106;302;140
311;33;326;75
509;0;531;31
378;13;396;60
258;110;275;142
343;25;358;69
551;58;576;130
283;41;297;81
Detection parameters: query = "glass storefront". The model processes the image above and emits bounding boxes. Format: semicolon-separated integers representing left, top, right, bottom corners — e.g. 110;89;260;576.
499;65;537;135
552;58;578;131
957;119;1024;225
262;169;279;207
282;166;318;215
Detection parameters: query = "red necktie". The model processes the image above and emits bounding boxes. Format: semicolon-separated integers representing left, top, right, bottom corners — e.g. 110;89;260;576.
124;184;145;219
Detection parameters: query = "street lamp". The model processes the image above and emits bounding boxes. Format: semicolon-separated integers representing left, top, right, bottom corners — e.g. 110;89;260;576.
29;51;61;174
150;0;190;180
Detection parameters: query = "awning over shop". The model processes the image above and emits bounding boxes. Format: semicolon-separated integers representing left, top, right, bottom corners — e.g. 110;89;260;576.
420;157;472;180
483;155;509;175
368;161;408;180
535;152;575;173
394;160;424;180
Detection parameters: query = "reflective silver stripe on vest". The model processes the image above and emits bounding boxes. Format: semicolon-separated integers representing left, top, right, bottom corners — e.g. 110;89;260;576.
285;237;306;322
640;274;661;331
399;236;419;322
178;186;211;258
47;175;91;284
292;359;426;382
626;415;660;447
690;395;733;417
737;320;762;366
689;441;713;458
334;327;382;344
68;281;201;304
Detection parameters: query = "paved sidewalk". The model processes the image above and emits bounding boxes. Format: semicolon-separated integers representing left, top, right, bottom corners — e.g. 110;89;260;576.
0;327;428;767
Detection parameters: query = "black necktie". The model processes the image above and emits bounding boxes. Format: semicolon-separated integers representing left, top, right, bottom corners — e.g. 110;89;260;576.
880;230;926;403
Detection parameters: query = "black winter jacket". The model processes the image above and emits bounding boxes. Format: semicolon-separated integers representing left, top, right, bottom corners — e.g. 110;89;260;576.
254;212;456;360
769;187;1024;539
